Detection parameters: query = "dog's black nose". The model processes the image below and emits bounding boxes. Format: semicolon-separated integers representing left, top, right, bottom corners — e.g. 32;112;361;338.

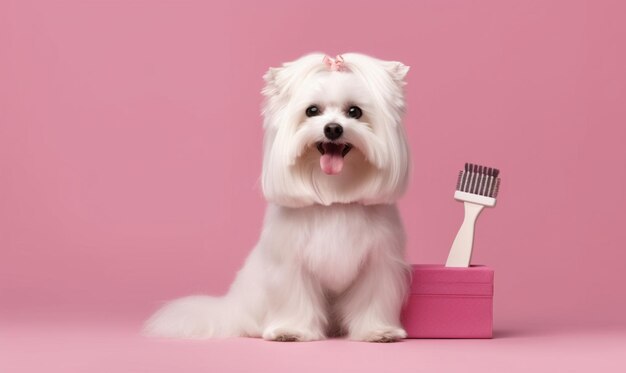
324;123;343;140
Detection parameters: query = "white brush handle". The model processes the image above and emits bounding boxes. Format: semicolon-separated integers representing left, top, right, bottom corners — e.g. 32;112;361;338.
445;201;485;267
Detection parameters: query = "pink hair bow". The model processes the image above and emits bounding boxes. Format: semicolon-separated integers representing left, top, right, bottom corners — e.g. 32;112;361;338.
323;55;346;72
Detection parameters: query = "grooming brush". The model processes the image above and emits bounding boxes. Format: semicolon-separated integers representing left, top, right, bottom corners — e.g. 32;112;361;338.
445;163;501;268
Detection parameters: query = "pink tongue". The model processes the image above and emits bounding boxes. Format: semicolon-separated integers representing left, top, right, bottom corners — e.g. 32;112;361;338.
320;153;344;175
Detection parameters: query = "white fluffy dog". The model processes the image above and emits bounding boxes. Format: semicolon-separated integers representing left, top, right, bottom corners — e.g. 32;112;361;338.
146;53;412;342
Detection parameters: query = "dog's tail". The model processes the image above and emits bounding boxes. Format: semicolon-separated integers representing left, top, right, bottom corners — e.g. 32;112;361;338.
143;294;256;339
145;248;265;339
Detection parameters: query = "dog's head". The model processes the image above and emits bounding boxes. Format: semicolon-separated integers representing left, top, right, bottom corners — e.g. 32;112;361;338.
261;53;410;207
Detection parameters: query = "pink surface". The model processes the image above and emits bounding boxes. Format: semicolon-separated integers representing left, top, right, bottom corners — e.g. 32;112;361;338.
1;0;626;371
402;265;494;338
2;317;625;373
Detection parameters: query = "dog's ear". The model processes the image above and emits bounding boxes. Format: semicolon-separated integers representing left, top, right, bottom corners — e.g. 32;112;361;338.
385;61;410;85
263;54;327;100
262;67;283;98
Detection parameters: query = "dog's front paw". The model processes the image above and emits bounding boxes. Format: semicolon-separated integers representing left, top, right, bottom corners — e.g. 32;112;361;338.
350;326;407;343
262;326;324;342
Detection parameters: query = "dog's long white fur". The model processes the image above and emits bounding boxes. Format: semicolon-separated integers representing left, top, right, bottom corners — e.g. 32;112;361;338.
145;53;412;342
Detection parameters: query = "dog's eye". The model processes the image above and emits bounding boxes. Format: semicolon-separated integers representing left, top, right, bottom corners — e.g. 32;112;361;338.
347;106;362;119
305;105;321;117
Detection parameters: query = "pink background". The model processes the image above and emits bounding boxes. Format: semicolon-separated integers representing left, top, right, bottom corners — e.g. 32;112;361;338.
2;0;625;371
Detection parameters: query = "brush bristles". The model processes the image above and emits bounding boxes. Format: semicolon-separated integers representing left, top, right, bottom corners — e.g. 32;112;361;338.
456;163;501;198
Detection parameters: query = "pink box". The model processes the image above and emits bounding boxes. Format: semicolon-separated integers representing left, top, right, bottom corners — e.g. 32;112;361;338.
401;264;494;338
